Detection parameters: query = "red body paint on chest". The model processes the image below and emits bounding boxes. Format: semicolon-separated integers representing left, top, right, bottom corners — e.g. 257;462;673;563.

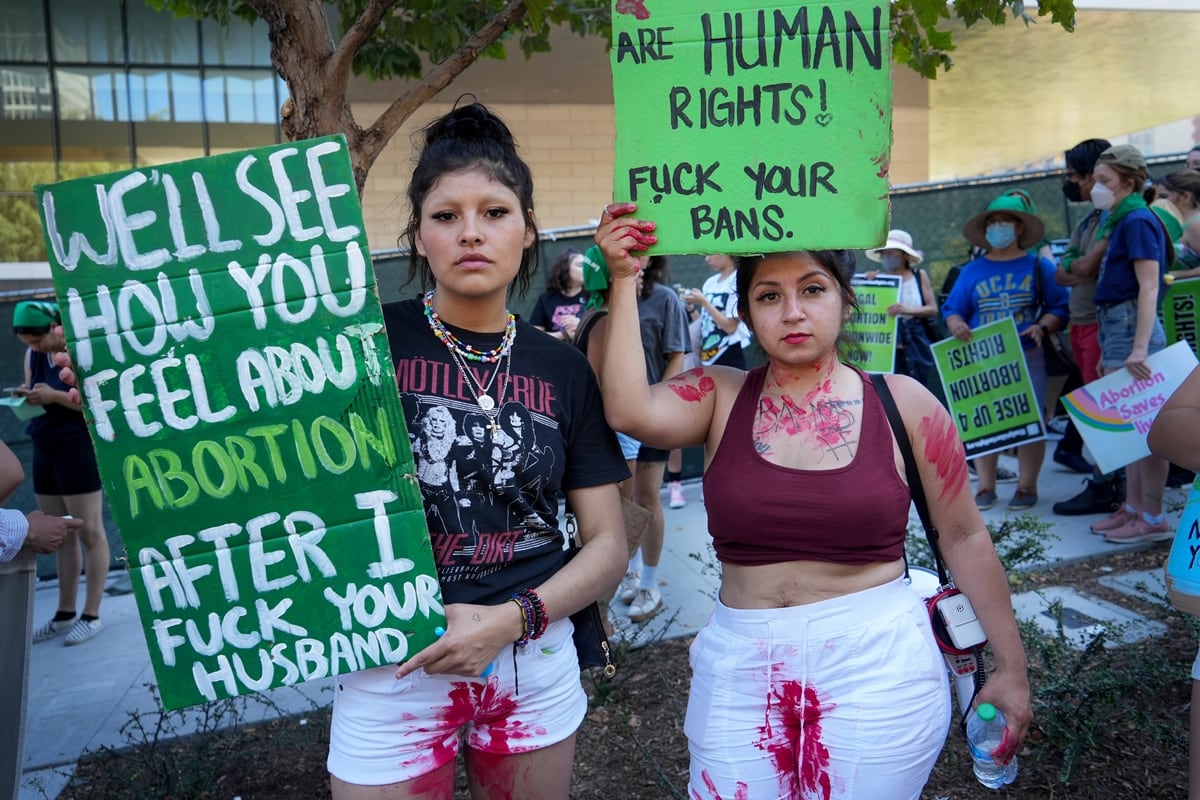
917;415;969;501
756;678;833;800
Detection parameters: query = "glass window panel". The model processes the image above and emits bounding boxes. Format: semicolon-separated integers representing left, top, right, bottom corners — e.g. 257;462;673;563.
0;3;48;61
128;3;198;65
56;67;128;122
130;69;201;122
1;68;53;120
50;0;122;63
135;122;203;166
204;68;277;124
202;17;272;67
58;116;131;164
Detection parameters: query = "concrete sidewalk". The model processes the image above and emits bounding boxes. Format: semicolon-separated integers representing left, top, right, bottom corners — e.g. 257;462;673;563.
18;448;1192;799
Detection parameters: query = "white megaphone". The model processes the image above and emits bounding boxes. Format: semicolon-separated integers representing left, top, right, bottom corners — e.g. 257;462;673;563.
904;565;981;721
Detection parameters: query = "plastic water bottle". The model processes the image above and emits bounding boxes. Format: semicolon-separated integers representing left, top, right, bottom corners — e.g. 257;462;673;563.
966;703;1018;788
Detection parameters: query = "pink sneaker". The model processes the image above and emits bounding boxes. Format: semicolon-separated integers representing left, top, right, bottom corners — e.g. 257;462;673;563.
1090;508;1136;534
1103;517;1172;544
668;481;686;509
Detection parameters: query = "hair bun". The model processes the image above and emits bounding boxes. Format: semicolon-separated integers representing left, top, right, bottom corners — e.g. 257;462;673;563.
425;101;515;149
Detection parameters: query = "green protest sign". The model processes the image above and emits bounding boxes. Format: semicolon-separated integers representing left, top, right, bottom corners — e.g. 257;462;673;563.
1162;276;1200;357
847;273;899;372
36;137;443;710
931;318;1044;459
610;0;892;254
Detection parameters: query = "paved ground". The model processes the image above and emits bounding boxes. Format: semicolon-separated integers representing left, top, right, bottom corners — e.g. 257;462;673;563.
17;448;1193;799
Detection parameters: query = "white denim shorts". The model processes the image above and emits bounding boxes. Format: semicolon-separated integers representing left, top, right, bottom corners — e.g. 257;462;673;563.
327;618;586;786
686;578;951;800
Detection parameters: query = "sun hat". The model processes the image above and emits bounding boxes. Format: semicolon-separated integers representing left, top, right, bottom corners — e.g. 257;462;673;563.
1151;198;1185;243
12;300;60;330
1097;144;1147;172
962;192;1047;250
865;229;923;265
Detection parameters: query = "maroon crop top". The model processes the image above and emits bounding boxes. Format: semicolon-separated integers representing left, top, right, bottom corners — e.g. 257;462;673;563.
703;366;910;567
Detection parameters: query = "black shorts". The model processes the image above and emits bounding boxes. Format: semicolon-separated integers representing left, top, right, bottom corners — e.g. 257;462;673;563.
32;433;102;496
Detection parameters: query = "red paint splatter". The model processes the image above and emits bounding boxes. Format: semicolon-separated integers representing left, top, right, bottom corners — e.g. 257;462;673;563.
615;0;650;20
755;676;834;800
406;763;455;798
918;415;969;501
691;770;749;799
668;371;716;403
466;749;519;800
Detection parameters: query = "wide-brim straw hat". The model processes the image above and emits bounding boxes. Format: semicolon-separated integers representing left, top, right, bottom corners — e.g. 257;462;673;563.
962;193;1046;250
865;229;923;265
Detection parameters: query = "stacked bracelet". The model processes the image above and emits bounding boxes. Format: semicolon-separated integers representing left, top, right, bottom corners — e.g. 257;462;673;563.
510;588;549;646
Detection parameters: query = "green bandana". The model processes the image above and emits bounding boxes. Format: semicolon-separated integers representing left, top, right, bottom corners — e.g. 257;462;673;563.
1097;192;1147;240
12;300;59;330
581;245;610;310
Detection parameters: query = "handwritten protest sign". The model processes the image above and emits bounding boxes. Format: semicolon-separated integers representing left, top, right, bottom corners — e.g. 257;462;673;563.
847;273;899;372
36;137;443;710
1061;340;1198;475
610;0;892;254
931;319;1044;459
1166;479;1200;617
1162;276;1200;357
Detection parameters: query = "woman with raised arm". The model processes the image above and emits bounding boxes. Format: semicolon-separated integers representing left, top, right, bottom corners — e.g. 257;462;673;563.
326;102;629;800
595;203;1030;799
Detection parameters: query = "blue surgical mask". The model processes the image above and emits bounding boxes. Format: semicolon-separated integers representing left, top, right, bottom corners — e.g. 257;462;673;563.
880;253;906;270
985;222;1017;250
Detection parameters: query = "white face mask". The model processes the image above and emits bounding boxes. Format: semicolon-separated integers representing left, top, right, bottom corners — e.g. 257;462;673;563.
1090;183;1116;210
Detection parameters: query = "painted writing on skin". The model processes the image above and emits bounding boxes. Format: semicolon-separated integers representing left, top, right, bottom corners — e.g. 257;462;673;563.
668;370;717;403
42;140;359;272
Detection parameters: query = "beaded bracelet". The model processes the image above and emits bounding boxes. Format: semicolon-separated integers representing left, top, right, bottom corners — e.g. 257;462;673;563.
510;588;548;646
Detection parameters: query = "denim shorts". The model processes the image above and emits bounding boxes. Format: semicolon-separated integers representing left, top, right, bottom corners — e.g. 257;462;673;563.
1097;299;1166;370
616;431;668;463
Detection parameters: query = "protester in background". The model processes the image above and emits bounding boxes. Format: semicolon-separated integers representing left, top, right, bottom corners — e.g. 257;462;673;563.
1148;364;1200;800
595;203;1030;799
1156;170;1200;279
1050;139;1124;516
1187;145;1200;171
863;229;937;385
529;247;589;342
0;438;80;800
12;301;109;646
943;193;1069;512
666;287;704;510
326;102;628;799
1087;144;1173;544
684;253;752;369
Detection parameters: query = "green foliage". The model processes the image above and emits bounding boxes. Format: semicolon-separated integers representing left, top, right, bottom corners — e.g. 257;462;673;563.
906;512;1057;576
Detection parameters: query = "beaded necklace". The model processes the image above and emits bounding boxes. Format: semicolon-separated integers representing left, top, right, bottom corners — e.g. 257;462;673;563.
423;290;515;363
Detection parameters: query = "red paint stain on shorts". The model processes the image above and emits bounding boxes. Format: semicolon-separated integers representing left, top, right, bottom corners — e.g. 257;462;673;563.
756;677;834;799
691;769;749;799
918;414;969;501
615;0;651;20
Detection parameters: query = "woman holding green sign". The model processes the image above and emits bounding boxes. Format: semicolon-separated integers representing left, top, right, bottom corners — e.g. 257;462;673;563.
326;103;629;799
594;205;1030;800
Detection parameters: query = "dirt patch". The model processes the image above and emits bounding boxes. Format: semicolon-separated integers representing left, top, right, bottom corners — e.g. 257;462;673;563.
63;545;1193;799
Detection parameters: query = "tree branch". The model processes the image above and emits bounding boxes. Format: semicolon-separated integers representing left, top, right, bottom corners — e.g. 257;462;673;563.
327;0;401;92
358;0;529;167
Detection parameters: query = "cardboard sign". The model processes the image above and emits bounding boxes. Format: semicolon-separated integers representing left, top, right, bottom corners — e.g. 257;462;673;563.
1061;340;1199;475
36;137;444;710
1162;276;1200;357
847;273;899;372
610;0;892;254
931;319;1044;459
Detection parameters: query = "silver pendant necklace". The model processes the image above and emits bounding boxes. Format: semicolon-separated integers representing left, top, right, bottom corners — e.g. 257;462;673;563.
445;330;515;431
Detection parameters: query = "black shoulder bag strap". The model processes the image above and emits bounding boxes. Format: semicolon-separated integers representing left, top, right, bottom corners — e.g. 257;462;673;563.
869;372;950;586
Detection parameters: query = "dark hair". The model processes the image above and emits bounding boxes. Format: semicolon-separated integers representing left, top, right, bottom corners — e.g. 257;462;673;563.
544;248;582;295
1159;170;1200;208
1064;138;1112;177
403;101;539;296
13;325;51;335
640;254;670;300
734;250;860;360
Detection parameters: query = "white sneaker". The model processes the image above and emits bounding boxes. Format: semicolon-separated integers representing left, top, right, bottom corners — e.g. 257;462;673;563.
668;481;686;509
616;571;641;604
64;617;103;646
627;587;663;622
33;616;75;644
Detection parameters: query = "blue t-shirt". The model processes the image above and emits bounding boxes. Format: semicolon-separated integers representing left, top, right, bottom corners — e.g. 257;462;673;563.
940;253;1069;348
1093;208;1168;307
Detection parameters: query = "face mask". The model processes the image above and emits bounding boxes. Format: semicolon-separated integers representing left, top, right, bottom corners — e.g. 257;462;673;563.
880;253;906;270
1090;183;1116;210
985;222;1017;250
1062;178;1083;203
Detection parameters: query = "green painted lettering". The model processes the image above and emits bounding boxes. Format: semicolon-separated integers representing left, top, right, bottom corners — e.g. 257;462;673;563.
192;440;237;499
123;454;164;517
148;449;200;509
311;416;355;474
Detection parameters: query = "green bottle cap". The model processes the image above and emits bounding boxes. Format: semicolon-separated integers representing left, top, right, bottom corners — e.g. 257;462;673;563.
976;703;997;722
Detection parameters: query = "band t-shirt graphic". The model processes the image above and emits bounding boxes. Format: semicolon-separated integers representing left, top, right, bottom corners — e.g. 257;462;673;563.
383;298;628;606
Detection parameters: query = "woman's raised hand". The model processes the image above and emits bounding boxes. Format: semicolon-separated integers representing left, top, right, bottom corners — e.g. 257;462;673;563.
595;202;656;279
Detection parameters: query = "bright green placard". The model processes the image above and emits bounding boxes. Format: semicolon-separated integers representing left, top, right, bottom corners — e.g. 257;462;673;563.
847;273;899;372
610;0;892;254
36;137;444;710
931;319;1045;459
1162;276;1200;357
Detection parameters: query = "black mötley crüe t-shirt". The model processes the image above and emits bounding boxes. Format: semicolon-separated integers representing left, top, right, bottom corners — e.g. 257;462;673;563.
383;298;628;606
